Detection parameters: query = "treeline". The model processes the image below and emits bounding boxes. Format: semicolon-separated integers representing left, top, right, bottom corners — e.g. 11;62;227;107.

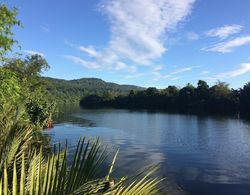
43;77;144;104
80;80;250;113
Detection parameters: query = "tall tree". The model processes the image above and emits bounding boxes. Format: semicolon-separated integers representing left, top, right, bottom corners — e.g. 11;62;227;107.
240;82;250;111
179;83;195;108
0;4;20;59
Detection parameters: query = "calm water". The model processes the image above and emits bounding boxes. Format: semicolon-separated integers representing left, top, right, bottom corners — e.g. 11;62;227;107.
44;106;250;195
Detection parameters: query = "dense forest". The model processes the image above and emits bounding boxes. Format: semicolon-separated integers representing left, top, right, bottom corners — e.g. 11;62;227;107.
80;80;250;114
43;77;143;103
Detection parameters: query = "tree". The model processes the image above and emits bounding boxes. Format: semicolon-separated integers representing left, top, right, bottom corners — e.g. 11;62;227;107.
196;80;209;99
0;67;21;107
165;86;179;97
4;55;49;80
210;81;231;98
193;80;210;109
129;89;135;97
208;81;234;112
3;55;53;128
240;82;250;111
179;83;195;109
146;87;159;96
0;4;21;59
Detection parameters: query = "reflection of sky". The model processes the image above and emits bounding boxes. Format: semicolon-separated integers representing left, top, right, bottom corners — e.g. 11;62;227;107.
44;109;250;195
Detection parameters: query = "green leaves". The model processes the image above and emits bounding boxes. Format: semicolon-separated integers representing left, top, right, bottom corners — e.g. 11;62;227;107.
1;54;55;129
0;68;21;107
0;4;21;58
0;137;163;195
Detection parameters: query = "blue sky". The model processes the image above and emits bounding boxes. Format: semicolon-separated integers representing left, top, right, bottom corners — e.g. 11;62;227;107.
5;0;250;88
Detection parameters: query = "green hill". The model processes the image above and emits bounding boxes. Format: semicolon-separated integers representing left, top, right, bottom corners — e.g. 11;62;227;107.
43;77;144;104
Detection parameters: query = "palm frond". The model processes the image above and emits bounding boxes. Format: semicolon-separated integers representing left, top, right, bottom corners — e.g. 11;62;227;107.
0;137;164;194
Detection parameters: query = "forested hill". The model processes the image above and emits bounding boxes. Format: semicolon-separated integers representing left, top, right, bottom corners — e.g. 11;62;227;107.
43;77;144;103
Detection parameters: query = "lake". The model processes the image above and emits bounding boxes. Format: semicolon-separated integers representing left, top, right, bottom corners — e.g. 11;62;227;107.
44;106;250;195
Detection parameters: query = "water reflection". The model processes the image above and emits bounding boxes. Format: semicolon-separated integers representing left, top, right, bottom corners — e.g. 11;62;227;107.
44;107;250;195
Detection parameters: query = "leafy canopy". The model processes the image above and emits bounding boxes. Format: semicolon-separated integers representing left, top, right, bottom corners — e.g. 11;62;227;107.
0;4;21;58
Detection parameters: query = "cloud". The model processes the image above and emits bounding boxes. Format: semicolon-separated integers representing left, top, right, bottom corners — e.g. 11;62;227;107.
202;35;250;53
124;72;149;79
128;65;198;81
65;41;98;57
205;63;250;82
64;0;197;80
64;54;137;73
63;55;100;69
200;70;210;75
66;0;196;75
171;66;199;75
153;65;163;71
24;50;45;57
113;61;137;73
170;76;181;80
217;63;250;79
205;24;243;39
100;0;195;65
186;32;199;40
79;46;98;57
41;24;50;33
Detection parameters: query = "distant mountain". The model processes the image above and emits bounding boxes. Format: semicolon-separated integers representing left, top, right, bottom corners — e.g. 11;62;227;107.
43;77;144;104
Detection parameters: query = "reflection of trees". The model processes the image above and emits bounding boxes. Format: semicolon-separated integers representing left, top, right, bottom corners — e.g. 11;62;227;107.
53;104;94;126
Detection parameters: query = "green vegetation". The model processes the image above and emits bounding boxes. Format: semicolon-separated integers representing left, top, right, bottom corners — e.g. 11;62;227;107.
0;137;162;194
1;55;55;129
0;3;20;59
0;4;163;194
43;77;143;104
80;80;250;114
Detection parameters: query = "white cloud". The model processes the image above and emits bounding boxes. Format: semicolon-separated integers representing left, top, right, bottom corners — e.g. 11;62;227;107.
64;54;137;73
41;24;50;33
153;65;163;71
65;41;99;58
217;63;250;78
63;55;100;69
100;0;195;65
171;66;199;75
203;35;250;53
186;32;199;40
205;24;243;39
24;50;45;57
124;72;149;79
114;61;137;73
130;65;198;81
79;46;98;57
205;63;250;82
200;70;210;75
65;0;196;75
170;76;181;80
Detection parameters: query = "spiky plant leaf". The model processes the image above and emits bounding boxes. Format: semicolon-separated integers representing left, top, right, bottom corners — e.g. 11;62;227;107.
0;137;164;195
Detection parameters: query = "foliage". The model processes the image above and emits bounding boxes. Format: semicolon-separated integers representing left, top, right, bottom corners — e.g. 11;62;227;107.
2;55;54;128
239;82;250;112
43;77;144;104
80;80;250;113
0;4;20;59
0;137;163;195
0;68;21;107
0;104;49;180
